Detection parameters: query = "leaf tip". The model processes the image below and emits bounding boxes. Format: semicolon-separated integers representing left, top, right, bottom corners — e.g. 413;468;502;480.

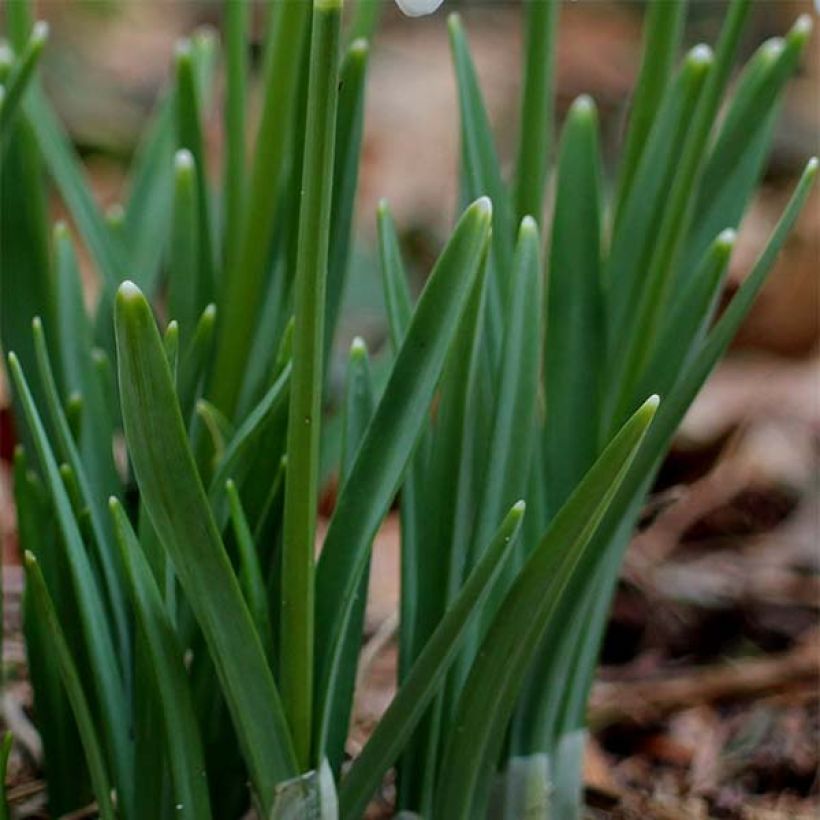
350;336;369;360
348;37;369;59
23;550;36;569
472;195;493;221
570;94;596;118
32;20;49;46
716;228;737;251
117;279;143;304
175;148;195;173
519;214;538;238
790;14;813;42
686;43;714;70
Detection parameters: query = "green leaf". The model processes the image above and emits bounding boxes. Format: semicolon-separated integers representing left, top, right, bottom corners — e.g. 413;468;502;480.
175;40;214;305
124;97;175;294
7;354;134;814
24;88;126;291
226;480;275;661
223;0;249;268
178;302;217;424
314;196;492;763
110;499;212;820
544;96;604;506
0;20;47;145
682;16;813;280
324;337;376;774
23;553;117;820
635;229;735;405
340;501;526;820
14;448;90;814
0;732;12;820
606;43;713;366
449;13;513;356
114;281;296;812
467;215;541;605
168;149;201;345
435;396;658;820
31;319;131;672
376;200;414;349
540;159;818;815
208;362;292;528
280;0;343;769
325;37;370;366
398;251;488;812
611;0;753;417
513;0;558;225
614;0;686;218
210;0;311;416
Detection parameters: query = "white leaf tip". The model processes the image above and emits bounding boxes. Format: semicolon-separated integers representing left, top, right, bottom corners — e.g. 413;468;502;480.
118;280;142;301
688;44;714;66
350;336;368;357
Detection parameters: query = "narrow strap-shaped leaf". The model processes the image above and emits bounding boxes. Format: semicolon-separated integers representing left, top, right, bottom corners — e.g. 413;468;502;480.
473;216;541;566
210;0;310;415
7;355;134;814
398;258;488;812
0;110;55;455
124;96;175;294
340;501;526;820
325;337;376;774
614;0;686;219
348;0;381;43
110;499;212;820
634;229;735;406
24;88;125;291
325;38;370;367
114;281;297;811
606;44;713;358
435;397;658;820
54;224;121;500
682;16;812;279
314;197;492;760
375;200;424;696
449;13;513;353
168;149;201;345
175;41;214;305
513;0;558;226
0;732;11;820
376;200;414;349
226;480;275;660
179;302;217;424
611;0;753;419
542;160;818;813
14;448;90;815
209;363;292;522
0;20;47;142
163;321;180;384
223;0;249;268
5;0;34;49
23;553;116;820
544;96;604;509
280;0;343;768
31;320;131;670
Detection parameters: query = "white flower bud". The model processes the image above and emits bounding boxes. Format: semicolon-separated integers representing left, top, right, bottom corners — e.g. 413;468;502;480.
395;0;444;17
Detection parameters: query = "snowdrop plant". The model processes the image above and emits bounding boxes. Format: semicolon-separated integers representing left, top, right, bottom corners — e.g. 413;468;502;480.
0;0;815;818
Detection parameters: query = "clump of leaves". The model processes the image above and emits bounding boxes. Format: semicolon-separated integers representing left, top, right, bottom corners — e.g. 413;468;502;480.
0;0;815;818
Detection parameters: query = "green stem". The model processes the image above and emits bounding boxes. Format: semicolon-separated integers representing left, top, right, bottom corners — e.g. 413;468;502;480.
280;0;342;771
